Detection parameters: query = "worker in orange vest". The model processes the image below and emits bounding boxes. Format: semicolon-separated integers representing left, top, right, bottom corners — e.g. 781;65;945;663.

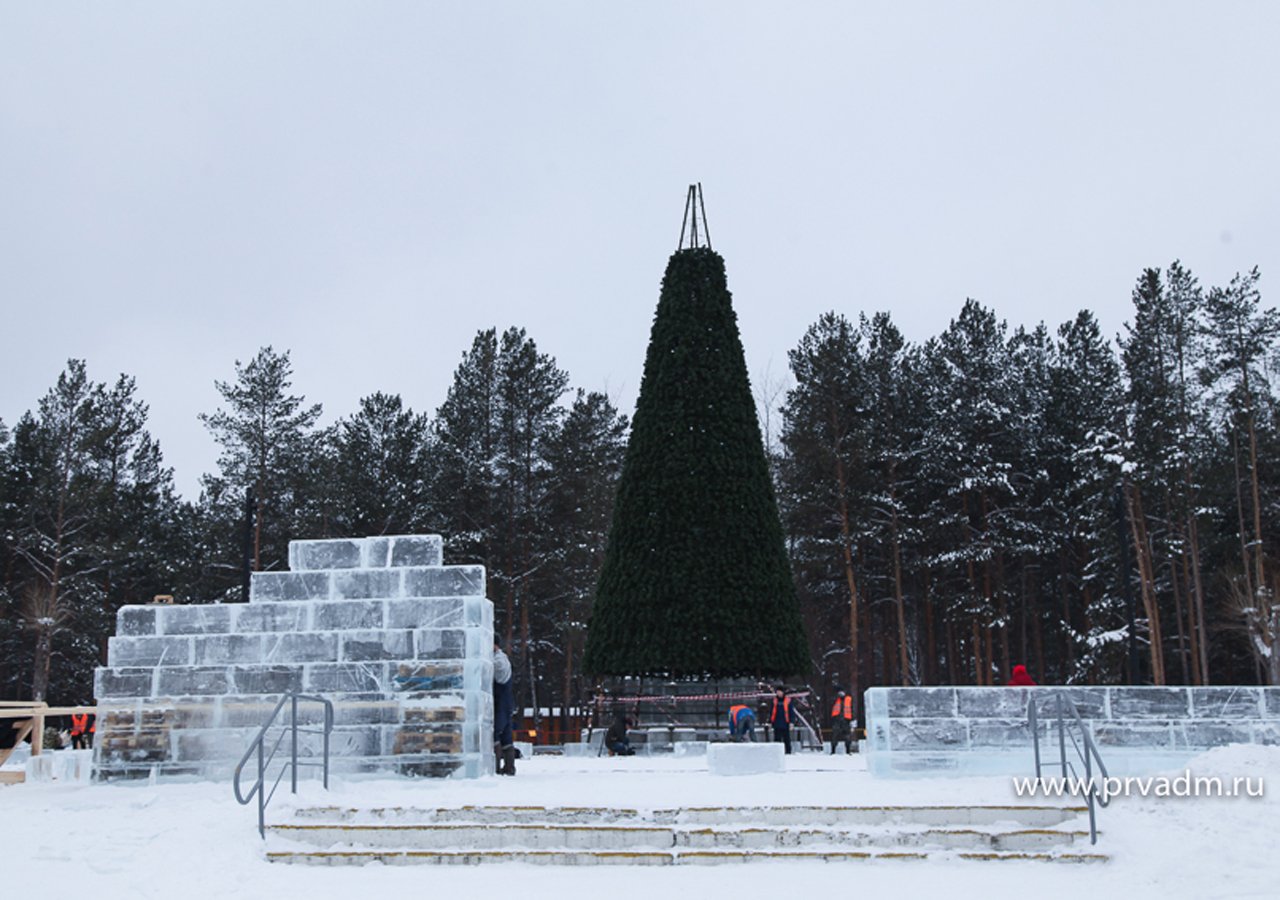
830;689;853;755
727;704;757;742
769;686;794;755
70;712;94;750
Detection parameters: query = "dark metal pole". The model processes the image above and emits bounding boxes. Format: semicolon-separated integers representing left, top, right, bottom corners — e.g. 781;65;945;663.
1031;698;1041;778
1056;693;1068;778
241;486;255;603
678;186;693;250
323;701;331;789
290;693;298;794
692;185;700;248
1114;484;1139;684
256;738;265;838
697;182;711;249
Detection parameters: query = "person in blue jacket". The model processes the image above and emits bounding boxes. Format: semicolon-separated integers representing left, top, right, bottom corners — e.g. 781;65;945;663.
727;703;757;741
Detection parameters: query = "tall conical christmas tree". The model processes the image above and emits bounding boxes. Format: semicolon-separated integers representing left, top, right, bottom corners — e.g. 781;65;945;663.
583;187;809;678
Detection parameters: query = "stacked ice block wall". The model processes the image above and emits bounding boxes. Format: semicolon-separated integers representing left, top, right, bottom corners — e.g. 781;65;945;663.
92;535;494;781
866;686;1280;777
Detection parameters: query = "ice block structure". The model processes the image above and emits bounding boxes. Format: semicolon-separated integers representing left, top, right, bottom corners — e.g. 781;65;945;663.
865;686;1280;778
92;535;494;782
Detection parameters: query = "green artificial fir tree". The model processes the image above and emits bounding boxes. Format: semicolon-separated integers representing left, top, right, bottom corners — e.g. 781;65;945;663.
584;197;809;678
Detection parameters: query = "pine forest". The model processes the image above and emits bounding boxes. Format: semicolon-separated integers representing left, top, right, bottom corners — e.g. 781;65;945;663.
3;262;1280;725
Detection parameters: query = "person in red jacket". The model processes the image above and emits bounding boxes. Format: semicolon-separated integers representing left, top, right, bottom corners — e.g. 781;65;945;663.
1008;664;1037;686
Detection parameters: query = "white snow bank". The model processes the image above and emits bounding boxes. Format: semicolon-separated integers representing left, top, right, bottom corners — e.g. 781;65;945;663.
0;748;1275;899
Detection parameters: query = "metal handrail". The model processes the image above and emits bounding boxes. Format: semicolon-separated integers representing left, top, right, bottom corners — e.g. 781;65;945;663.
233;691;334;838
1028;691;1110;845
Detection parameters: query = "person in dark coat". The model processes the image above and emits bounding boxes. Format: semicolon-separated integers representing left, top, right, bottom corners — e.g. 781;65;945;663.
829;689;853;754
1008;664;1037;687
493;639;516;775
605;707;635;756
769;686;795;754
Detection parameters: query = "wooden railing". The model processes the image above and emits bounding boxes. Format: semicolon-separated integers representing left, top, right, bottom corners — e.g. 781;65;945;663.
0;702;99;781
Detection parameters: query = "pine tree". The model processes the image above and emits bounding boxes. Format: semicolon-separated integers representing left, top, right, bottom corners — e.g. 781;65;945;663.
433;326;569;709
919;300;1018;685
583;247;809;678
432;329;502;564
780;312;871;694
327;392;432;536
1202;268;1280;682
1120;266;1219;684
1;361;178;702
1044;310;1127;682
540;390;628;713
860;313;926;687
198;346;323;574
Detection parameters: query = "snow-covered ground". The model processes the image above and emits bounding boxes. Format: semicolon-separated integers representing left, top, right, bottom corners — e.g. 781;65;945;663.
3;745;1278;899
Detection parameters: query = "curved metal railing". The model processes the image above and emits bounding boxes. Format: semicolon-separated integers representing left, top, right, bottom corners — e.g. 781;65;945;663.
233;691;334;838
1028;691;1110;845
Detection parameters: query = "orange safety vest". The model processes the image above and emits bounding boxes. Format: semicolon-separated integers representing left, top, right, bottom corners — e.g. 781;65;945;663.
71;713;88;736
831;696;852;720
770;696;791;724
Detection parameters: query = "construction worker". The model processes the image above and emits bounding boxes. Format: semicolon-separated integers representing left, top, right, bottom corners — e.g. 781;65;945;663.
727;704;756;742
830;689;853;754
70;712;94;750
605;707;635;756
769;686;794;754
493;640;516;775
1008;664;1038;686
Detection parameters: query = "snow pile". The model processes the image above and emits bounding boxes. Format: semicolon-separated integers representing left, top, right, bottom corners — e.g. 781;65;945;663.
1;748;1276;898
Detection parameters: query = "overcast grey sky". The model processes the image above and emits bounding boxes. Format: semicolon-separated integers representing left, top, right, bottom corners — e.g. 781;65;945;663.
3;1;1278;498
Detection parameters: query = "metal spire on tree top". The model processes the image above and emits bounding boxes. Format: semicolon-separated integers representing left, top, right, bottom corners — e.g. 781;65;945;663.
677;183;712;251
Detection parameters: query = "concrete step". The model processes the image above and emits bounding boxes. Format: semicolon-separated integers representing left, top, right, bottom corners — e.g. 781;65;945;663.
293;803;1087;828
270;821;1091;852
265;848;1109;866
267;804;1105;864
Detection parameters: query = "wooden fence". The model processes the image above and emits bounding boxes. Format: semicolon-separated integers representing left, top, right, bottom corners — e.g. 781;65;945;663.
0;701;98;784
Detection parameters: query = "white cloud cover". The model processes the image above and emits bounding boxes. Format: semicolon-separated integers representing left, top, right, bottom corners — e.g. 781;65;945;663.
3;2;1278;497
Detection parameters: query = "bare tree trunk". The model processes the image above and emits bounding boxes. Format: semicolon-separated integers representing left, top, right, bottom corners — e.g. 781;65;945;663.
971;619;984;684
32;629;52;703
983;622;995;686
923;570;936;685
995;555;1010;682
834;456;861;703
1180;540;1202;685
1032;586;1045;685
891;522;909;685
1231;430;1255;600
1126;483;1165;684
1270;605;1280;686
1246;412;1267;595
562;632;575;732
1188;514;1210;683
521;588;536;729
1018;560;1029;670
1059;554;1075;669
945;618;958;685
1082;583;1095;684
1165;498;1190;684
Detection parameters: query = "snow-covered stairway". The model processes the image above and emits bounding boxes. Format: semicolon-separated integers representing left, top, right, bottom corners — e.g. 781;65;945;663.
264;804;1108;864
